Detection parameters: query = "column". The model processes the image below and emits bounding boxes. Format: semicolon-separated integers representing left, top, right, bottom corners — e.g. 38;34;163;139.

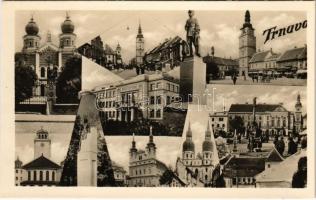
58;52;62;71
131;108;134;121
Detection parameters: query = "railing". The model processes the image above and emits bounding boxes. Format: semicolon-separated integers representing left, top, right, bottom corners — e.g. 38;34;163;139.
19;96;47;105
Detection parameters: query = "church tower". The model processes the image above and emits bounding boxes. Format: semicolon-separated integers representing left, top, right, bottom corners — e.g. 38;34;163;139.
136;22;145;67
146;126;156;158
34;128;51;159
202;121;214;165
294;94;302;133
182;122;195;165
23;16;41;53
59;13;76;53
239;10;256;78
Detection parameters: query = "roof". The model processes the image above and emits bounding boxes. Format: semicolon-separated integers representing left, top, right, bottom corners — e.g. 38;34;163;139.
228;104;288;113
266;147;284;162
277;46;307;62
147;36;183;55
203;56;238;66
249;51;270;63
223;156;265;177
255;149;306;183
22;155;61;169
104;44;115;55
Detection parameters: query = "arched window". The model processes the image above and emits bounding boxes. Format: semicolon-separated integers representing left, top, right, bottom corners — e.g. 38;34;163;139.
66;40;69;46
52;171;55;181
39;171;43;181
46;171;49;181
33;171;37;181
41;67;45;78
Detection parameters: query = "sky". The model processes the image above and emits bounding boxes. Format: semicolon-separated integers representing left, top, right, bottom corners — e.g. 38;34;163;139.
15;10;307;62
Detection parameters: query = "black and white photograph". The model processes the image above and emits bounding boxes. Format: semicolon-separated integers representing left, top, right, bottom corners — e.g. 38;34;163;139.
0;1;314;197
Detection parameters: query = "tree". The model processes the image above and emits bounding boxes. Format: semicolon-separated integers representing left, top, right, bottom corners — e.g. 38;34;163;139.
159;169;174;186
56;55;82;103
15;65;37;103
228;116;245;134
206;62;220;81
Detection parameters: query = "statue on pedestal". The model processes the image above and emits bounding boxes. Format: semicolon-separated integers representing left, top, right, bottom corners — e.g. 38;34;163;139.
184;10;200;57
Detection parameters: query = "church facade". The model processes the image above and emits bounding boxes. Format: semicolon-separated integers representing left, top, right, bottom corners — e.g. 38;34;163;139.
15;14;77;97
128;128;168;187
175;122;221;187
15;128;62;186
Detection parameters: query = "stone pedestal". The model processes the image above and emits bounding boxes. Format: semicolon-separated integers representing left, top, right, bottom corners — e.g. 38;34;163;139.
77;125;98;186
180;56;206;105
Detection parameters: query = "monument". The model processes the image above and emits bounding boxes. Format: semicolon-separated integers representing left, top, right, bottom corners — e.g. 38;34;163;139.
180;10;206;104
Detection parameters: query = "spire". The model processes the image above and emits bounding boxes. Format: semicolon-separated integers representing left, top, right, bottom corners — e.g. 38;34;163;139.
295;93;302;110
149;126;153;143
205;120;211;139
245;10;250;23
186;121;192;138
242;10;253;29
137;21;144;38
131;133;136;150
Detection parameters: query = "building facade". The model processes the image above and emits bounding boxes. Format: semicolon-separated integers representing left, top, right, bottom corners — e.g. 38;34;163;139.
176;122;220;186
77;36;123;70
17;128;61;186
15;157;24;186
93;72;180;122
144;36;184;71
249;48;280;75
203;47;239;80
15;14;76;97
210;111;229;133
277;45;307;77
112;162;127;186
239;10;256;78
136;23;145;67
128;130;168;187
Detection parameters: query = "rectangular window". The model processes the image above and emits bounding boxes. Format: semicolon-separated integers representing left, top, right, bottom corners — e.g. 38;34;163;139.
156;96;161;105
150;96;155;105
150;110;155;118
219;118;224;121
167;96;171;105
156;109;161;118
156;82;161;89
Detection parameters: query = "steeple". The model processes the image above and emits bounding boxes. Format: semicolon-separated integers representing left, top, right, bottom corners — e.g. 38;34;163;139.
202;121;213;152
130;133;137;152
242;10;253;29
295;93;302;110
182;121;195;152
137;22;144;38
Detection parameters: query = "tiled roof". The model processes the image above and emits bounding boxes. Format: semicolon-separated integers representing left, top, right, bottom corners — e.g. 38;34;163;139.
277;47;307;62
223;157;265;177
249;51;270;63
228;104;287;113
203;56;238;66
22;155;60;169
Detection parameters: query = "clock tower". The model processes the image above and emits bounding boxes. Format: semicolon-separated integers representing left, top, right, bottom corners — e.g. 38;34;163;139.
34;128;51;159
239;10;256;79
136;22;145;67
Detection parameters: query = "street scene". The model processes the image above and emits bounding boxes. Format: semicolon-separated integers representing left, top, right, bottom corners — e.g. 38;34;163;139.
14;10;307;188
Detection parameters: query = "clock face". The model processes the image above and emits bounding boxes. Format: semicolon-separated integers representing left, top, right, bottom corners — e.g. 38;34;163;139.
41;143;45;147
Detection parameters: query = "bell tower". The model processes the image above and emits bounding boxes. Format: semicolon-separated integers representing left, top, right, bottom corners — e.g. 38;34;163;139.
59;13;76;52
136;22;145;67
23;16;41;53
239;10;256;79
34;128;51;159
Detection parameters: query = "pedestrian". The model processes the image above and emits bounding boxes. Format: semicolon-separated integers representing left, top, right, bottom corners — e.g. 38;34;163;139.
292;157;307;188
288;137;297;155
233;75;237;85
